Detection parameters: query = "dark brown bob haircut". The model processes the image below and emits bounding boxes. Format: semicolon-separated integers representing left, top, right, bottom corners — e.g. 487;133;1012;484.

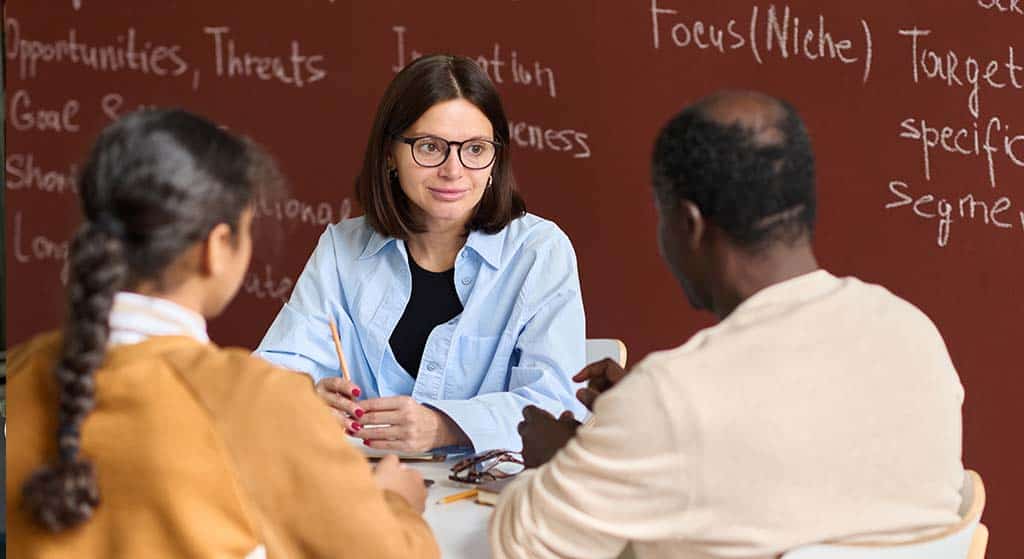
356;54;526;239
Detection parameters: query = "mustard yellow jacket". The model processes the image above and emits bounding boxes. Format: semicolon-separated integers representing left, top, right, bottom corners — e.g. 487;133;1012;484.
6;333;440;559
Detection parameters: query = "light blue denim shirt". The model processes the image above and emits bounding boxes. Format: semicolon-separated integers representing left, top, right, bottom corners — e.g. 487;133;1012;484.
255;213;588;452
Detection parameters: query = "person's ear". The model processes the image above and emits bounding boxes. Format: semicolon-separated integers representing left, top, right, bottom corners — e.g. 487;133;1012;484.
200;222;234;278
679;200;705;251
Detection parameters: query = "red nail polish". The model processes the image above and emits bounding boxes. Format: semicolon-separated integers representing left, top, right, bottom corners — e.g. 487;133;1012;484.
352;422;362;431
352;387;361;398
363;439;372;446
346;429;355;436
354;408;365;419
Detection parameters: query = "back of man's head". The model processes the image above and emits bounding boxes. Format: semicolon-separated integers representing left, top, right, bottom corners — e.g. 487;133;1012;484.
652;90;816;251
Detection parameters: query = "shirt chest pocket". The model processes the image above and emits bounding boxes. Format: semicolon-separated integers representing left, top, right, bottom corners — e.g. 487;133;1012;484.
449;334;507;396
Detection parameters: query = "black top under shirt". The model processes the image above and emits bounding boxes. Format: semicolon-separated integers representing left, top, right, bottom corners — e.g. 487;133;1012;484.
389;251;464;378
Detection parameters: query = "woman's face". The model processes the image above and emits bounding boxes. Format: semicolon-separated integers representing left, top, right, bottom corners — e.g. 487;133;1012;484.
390;98;495;231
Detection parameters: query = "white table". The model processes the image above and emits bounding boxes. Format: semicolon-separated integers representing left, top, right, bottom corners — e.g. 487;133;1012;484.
413;458;493;558
409;458;636;559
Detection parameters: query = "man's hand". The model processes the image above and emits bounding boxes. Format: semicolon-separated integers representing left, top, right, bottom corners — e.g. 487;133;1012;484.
517;405;581;468
355;396;468;453
573;358;629;411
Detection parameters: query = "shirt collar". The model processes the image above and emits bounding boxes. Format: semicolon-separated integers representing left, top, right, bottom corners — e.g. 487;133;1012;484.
358;226;505;269
728;269;839;319
108;291;210;346
358;228;396;260
463;228;504;269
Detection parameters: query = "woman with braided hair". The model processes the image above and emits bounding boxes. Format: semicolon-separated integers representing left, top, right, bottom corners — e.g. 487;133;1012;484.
5;109;439;558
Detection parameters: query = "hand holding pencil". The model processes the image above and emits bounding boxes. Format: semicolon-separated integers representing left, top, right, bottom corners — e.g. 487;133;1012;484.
328;319;352;383
323;317;462;453
313;318;366;435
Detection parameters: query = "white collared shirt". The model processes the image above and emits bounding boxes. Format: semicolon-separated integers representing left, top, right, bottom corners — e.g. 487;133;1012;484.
254;213;588;453
108;291;209;347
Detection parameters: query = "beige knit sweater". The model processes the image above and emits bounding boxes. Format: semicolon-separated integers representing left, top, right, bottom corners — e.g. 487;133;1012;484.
491;270;964;559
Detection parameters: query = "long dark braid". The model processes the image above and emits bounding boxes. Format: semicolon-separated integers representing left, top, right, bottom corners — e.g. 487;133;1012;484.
21;109;283;532
21;225;126;531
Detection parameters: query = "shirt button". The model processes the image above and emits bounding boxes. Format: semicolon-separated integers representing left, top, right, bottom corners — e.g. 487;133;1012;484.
426;362;438;372
461;277;472;285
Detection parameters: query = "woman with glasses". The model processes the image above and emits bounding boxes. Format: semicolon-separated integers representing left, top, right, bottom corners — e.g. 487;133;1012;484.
256;54;587;454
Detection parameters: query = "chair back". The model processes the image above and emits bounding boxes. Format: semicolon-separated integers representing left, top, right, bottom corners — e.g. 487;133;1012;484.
585;338;627;367
781;470;987;559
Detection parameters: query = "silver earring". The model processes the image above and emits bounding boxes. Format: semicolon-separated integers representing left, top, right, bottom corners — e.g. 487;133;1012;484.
487;175;493;188
389;168;398;180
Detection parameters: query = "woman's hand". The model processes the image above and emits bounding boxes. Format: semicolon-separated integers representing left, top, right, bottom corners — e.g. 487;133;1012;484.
314;377;366;435
373;454;427;513
356;396;469;453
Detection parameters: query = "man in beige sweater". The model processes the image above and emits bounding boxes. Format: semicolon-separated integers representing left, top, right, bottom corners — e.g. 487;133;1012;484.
490;91;965;558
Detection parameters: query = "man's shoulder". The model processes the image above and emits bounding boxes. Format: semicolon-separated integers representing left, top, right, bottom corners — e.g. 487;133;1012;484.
833;274;945;336
635;274;938;362
621;340;711;399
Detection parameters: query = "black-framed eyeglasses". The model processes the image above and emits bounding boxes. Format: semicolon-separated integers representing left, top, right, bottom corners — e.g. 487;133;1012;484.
399;135;499;170
448;449;523;484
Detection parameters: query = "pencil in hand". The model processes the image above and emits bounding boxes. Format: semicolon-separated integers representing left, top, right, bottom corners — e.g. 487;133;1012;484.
328;318;352;383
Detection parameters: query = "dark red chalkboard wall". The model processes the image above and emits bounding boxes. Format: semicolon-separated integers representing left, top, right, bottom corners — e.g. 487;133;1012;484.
5;1;1022;551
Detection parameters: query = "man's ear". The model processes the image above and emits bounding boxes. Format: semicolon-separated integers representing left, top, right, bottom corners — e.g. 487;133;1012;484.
679;200;705;251
200;223;234;278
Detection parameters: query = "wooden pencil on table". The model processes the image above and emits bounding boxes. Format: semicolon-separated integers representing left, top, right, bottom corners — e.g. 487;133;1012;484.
328;319;352;383
437;488;478;505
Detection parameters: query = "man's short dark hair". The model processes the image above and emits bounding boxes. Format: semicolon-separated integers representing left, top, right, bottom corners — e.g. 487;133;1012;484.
651;92;816;250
